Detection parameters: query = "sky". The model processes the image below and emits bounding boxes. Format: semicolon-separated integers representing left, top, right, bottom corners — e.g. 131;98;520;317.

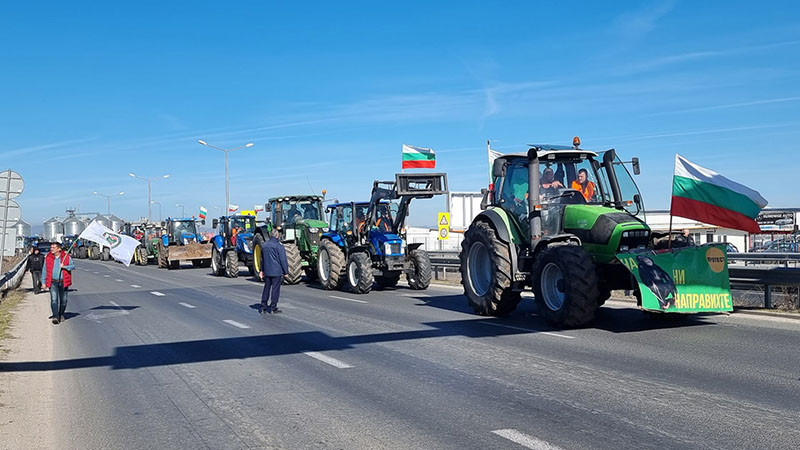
2;0;800;230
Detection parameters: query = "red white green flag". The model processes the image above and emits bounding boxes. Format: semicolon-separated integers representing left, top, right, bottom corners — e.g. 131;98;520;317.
402;144;435;169
671;154;767;233
198;206;207;220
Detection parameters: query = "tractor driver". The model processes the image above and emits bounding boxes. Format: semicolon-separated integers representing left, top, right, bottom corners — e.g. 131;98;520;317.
375;207;392;233
540;167;563;200
303;205;319;220
286;203;302;224
571;168;596;202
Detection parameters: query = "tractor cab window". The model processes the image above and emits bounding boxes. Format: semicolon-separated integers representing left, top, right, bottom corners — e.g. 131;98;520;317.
282;200;323;224
498;162;530;223
339;205;354;232
172;221;196;241
328;207;340;232
612;153;644;219
231;216;255;232
374;203;395;232
538;157;608;205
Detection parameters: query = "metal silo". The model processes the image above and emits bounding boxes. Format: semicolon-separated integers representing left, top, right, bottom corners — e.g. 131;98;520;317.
63;215;86;236
16;219;31;237
93;214;112;229
107;214;125;233
43;217;64;241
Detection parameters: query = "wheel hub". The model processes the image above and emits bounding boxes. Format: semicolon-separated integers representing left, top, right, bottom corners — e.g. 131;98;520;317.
467;242;492;297
541;262;566;311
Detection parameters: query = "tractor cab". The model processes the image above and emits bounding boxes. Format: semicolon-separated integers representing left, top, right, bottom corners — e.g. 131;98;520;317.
163;218;201;245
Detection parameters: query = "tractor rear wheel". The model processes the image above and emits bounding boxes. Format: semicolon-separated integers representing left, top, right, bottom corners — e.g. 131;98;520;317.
192;259;203;268
318;240;345;290
460;221;521;316
225;250;239;278
532;243;599;328
346;252;373;294
169;260;180;270
406;249;432;290
376;273;400;289
211;246;224;276
283;242;303;285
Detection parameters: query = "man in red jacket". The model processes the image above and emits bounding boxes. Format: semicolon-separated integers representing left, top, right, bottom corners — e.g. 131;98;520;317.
41;242;75;324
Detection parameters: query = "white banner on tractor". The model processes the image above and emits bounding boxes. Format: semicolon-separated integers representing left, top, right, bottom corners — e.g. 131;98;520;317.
79;220;141;266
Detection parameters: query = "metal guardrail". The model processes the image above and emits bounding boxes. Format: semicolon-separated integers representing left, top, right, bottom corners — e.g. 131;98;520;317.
1;256;29;293
426;250;800;309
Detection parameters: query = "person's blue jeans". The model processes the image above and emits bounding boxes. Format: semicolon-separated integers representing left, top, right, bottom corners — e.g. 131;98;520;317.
49;281;68;318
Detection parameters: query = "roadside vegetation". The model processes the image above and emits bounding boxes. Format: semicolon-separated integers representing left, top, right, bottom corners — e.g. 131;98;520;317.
0;289;25;351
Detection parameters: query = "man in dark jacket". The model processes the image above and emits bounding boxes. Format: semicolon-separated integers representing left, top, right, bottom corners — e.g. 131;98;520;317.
259;229;289;314
27;247;45;294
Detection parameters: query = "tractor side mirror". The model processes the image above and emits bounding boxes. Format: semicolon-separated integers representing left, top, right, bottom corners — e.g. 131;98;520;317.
200;219;205;226
633;194;642;209
632;157;640;175
160;221;166;227
212;219;218;229
480;188;489;210
492;159;506;178
264;203;271;212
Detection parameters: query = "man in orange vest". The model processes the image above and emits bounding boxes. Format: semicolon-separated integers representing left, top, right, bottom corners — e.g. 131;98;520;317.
571;168;596;202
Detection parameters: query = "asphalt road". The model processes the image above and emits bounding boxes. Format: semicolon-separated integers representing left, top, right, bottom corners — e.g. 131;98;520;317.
3;259;799;450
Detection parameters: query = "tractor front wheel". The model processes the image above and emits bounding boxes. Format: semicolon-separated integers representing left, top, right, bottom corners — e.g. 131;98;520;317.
283;243;302;285
318;240;345;290
211;247;224;276
460;221;521;316
346;252;373;294
225;250;239;278
406;249;432;290
532;243;599;328
158;244;169;268
252;234;264;281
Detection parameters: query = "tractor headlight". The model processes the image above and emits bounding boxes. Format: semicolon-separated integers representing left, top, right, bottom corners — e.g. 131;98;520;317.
623;231;629;237
322;227;329;232
309;228;319;233
384;242;393;255
242;241;250;252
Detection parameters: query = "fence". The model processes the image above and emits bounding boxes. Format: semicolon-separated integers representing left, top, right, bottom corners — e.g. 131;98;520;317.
0;256;28;295
426;251;800;309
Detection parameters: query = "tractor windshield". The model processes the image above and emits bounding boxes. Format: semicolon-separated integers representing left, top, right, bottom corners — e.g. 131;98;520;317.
230;216;256;232
172;220;197;240
282;199;324;224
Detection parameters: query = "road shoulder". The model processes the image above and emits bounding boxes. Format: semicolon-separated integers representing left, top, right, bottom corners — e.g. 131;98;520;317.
0;277;55;450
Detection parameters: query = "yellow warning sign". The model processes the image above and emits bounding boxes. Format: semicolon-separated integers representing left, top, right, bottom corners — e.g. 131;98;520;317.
240;210;257;216
438;212;450;240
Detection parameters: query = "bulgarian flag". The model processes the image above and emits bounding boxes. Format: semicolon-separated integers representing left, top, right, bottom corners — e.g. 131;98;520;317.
198;206;207;220
402;144;436;169
671;154;768;234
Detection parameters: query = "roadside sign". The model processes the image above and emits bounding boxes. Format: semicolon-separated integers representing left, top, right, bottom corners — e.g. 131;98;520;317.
438;212;450;240
0;170;24;199
0;199;20;228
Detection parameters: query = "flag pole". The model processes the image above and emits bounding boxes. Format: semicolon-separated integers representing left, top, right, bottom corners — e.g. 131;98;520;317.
401;144;404;174
668;195;674;251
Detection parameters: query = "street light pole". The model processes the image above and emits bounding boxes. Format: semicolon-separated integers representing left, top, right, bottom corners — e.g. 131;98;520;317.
151;201;162;221
198;140;253;219
129;173;170;221
92;191;125;215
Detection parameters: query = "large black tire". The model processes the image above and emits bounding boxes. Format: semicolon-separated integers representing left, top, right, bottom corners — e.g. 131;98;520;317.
252;234;264;276
192;259;203;268
318;240;345;290
406;248;432;290
346;252;373;294
211;246;225;276
169;260;180;270
199;258;211;268
102;247;110;261
376;273;400;289
283;242;302;285
136;246;148;266
304;267;319;282
225;250;239;278
158;244;169;268
532;243;600;328
460;221;521;316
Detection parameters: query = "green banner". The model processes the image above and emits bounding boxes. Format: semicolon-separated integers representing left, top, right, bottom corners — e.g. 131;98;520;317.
617;244;732;313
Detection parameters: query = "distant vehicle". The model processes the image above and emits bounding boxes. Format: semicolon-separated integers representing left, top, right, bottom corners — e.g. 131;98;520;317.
725;243;739;253
36;241;52;254
754;240;799;253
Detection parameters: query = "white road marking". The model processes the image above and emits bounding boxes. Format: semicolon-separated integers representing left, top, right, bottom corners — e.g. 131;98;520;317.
480;322;575;339
150;291;166;297
223;319;250;329
303;352;353;369
492;429;563;450
130;284;141;288
179;302;196;309
115;279;124;282
401;293;430;297
93;272;99;274
103;274;110;278
84;301;131;322
329;295;368;304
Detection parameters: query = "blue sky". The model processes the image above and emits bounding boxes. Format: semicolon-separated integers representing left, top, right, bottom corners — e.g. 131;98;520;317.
3;1;799;229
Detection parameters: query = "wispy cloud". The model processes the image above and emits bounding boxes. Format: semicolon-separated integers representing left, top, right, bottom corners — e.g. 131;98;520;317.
1;137;99;158
653;96;800;115
611;0;676;41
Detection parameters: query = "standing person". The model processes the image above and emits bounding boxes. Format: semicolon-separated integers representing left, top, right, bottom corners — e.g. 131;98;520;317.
41;242;74;324
27;247;45;294
259;229;288;315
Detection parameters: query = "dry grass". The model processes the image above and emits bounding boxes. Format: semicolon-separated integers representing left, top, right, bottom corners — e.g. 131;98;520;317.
0;288;26;349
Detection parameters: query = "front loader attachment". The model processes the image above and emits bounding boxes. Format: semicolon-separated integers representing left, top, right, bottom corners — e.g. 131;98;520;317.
394;173;448;197
617;244;733;313
168;242;213;261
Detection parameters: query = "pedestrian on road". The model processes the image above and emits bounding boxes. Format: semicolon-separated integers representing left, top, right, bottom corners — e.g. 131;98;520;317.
259;229;288;315
26;247;45;294
41;242;74;324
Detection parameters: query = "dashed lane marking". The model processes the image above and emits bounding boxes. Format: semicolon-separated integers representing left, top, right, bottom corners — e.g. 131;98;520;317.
115;279;124;282
179;302;196;309
223;319;250;329
130;284;141;288
103;275;110;278
479;322;575;339
492;429;564;450
329;295;368;304
150;291;166;297
303;352;353;369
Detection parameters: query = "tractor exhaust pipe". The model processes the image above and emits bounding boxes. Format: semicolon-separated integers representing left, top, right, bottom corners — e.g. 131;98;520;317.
527;148;541;243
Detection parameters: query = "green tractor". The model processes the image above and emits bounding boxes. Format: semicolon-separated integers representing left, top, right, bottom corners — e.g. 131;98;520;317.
460;138;652;327
253;194;328;284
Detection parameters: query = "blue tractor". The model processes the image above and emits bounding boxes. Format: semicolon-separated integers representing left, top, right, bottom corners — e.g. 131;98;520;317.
317;173;448;294
157;217;212;269
210;214;258;278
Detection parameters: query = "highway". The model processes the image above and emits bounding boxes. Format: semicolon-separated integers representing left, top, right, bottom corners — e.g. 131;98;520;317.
2;259;799;450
